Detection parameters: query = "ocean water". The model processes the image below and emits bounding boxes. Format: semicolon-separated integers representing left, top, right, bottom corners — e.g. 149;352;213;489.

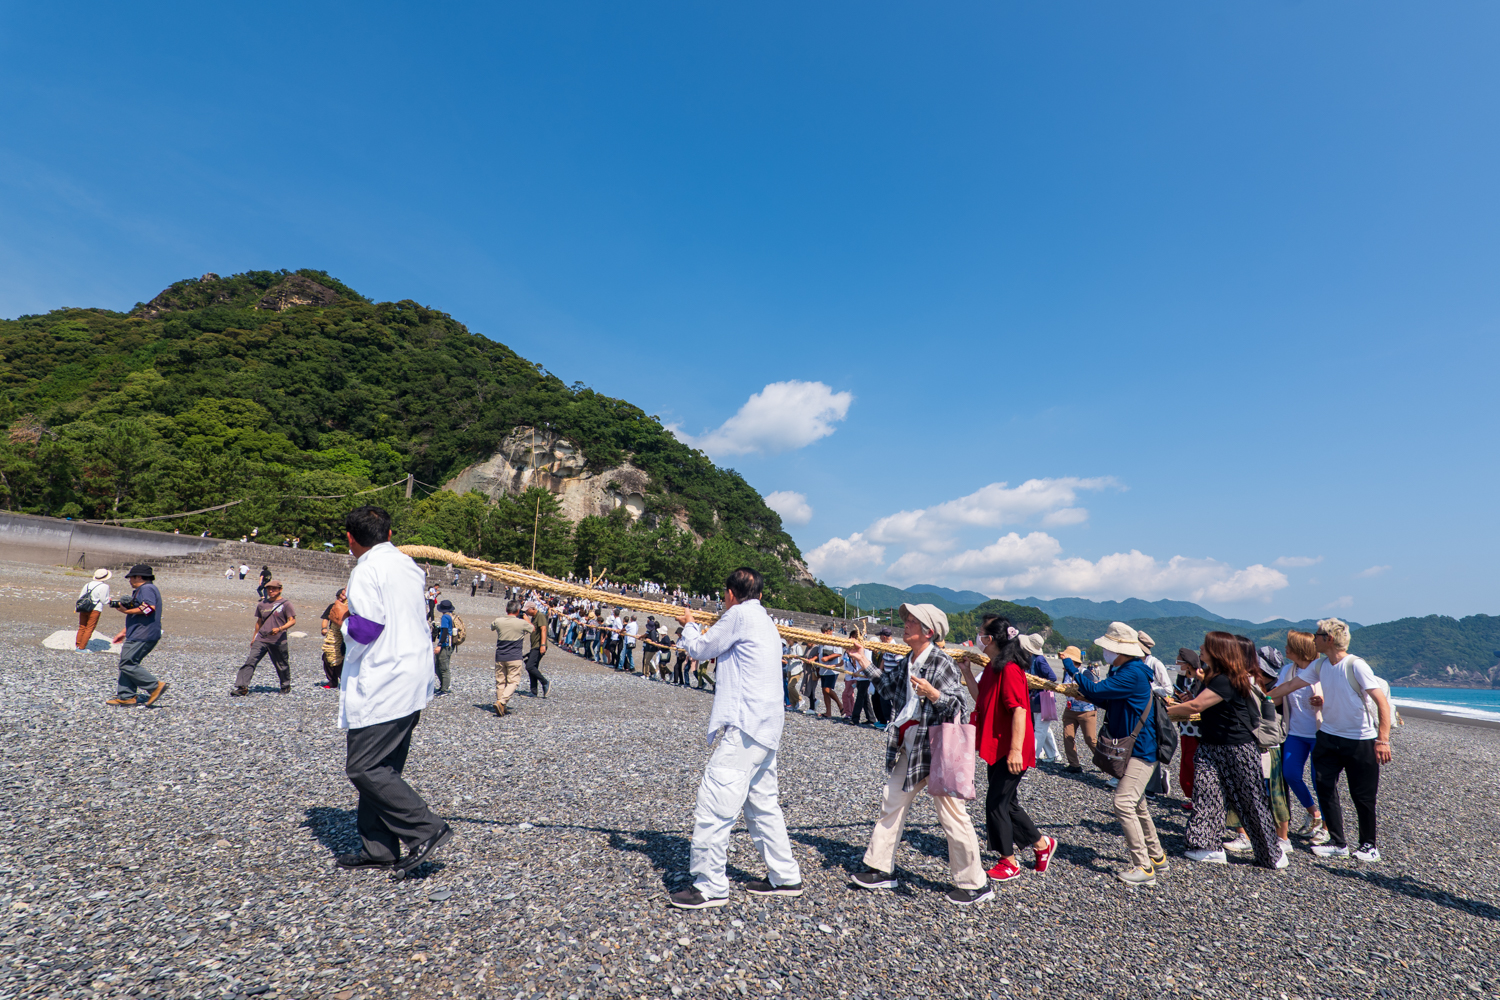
1388;685;1500;722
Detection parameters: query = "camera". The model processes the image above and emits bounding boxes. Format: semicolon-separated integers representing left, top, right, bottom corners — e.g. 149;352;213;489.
109;598;138;610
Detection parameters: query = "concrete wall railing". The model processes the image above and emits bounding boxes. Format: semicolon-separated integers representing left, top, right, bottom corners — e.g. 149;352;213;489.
0;512;225;570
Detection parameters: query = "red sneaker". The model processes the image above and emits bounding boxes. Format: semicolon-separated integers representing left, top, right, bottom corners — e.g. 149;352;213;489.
1181;801;1195;812
986;858;1023;882
1033;836;1058;874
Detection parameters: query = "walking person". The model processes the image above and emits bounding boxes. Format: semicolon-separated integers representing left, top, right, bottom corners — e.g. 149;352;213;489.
1023;635;1060;761
257;565;271;601
959;618;1058;883
74;568;111;651
622;615;639;673
1168;631;1286;869
1061;622;1165;886
525;602;550;698
335;505;452;877
668;568;803;908
816;624;844;719
104;565;169;708
489;600;531;717
319;588;348;688
851;603;992;906
1058;645;1097;774
1274;630;1326;841
1267;618;1393;862
432;599;455;695
231;580;296;696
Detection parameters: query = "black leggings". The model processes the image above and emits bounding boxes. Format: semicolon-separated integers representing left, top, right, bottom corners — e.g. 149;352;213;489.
1314;731;1380;848
525;649;548;695
984;760;1041;856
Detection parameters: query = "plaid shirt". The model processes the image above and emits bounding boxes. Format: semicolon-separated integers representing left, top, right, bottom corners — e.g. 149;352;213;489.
873;644;969;792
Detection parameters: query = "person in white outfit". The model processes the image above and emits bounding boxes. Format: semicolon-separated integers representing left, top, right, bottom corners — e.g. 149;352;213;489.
669;567;803;908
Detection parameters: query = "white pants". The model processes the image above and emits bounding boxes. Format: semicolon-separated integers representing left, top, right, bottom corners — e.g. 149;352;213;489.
1034;712;1060;761
691;727;801;898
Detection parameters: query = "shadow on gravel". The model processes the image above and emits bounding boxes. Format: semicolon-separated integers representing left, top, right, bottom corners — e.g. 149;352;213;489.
302;806;360;856
1320;866;1500;921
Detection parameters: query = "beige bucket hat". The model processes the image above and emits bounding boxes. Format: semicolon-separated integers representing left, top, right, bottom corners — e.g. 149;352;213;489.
1017;632;1046;656
898;603;949;641
1095;621;1145;658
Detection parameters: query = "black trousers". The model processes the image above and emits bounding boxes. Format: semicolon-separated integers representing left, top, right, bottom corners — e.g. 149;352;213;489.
872;690;890;724
1313;731;1380;848
525;648;548;695
848;680;874;725
984;760;1041;857
236;638;290;688
345;711;445;863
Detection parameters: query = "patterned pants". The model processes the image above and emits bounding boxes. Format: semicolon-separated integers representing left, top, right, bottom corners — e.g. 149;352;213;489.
1184;742;1281;868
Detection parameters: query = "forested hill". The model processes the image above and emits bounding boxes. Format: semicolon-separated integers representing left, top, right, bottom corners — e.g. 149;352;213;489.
0;269;842;610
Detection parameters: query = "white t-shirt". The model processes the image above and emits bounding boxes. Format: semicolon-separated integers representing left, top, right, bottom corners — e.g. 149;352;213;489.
1297;653;1381;740
1276;662;1322;739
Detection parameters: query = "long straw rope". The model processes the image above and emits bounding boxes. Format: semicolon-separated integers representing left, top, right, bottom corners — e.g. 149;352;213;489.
398;544;1082;694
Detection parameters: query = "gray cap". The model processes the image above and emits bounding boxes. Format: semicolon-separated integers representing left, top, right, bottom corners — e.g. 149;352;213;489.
898;603;949;641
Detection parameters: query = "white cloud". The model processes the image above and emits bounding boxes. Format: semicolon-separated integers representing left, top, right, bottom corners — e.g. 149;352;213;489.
1325;595;1355;610
866;478;1115;553
669;380;852;457
1357;565;1391;578
764;490;813;525
804;532;885;583
1274;555;1323;568
973;551;1289;604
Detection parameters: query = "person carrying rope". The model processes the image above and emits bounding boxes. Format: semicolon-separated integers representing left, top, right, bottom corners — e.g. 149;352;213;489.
667;567;803;909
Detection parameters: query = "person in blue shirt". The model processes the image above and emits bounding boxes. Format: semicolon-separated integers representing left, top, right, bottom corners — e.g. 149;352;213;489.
1063;621;1163;887
432;599;455;695
105;564;169;708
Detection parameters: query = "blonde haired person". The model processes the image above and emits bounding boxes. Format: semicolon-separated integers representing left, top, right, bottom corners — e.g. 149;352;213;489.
1267;618;1393;863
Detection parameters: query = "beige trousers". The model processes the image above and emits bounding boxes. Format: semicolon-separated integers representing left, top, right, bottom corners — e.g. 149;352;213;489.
862;739;986;890
494;660;525;708
1113;755;1164;870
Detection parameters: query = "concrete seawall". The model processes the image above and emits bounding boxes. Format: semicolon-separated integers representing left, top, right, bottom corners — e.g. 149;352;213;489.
0;512;225;570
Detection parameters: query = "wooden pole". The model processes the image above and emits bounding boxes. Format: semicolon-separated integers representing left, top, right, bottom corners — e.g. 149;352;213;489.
405;473;413;499
530;495;541;571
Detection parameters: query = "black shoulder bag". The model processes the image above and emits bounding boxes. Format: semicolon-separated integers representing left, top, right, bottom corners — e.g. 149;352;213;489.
1093;697;1154;779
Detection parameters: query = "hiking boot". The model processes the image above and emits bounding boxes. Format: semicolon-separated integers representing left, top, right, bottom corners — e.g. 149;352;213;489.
744;879;803;897
850;869;899;890
1033;836;1058;874
229;687;249;697
1117;866;1157;887
1150;854;1170;873
143;682;169;707
945;885;994;906
494;704;507;717
104;697;136;707
667;888;729;910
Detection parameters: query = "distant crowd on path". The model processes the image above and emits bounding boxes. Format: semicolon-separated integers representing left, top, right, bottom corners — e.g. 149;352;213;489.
72;511;1400;894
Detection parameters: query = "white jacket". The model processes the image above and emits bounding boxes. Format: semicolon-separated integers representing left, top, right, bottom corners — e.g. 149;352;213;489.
338;542;434;729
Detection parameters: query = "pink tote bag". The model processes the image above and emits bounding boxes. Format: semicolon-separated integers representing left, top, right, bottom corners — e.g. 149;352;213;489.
927;722;977;800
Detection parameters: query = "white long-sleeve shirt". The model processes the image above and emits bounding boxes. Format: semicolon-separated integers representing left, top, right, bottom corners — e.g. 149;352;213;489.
679;598;785;750
338;542;434;730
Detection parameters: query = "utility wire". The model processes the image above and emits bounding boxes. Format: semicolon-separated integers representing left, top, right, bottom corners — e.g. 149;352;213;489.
85;476;413;525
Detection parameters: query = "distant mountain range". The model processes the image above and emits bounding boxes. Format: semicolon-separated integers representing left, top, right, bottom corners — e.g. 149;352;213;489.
840;583;992;616
1012;596;1362;632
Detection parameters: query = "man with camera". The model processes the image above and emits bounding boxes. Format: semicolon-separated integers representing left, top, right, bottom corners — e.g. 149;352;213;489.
105;564;169;708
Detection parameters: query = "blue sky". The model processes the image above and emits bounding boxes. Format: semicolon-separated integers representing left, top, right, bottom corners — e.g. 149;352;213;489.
3;2;1498;624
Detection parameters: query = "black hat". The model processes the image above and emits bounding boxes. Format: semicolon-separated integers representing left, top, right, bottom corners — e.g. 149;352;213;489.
127;564;154;580
437;599;455;612
878;627;893;638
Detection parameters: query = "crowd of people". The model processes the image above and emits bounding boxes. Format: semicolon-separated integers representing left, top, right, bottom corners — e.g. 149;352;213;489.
74;503;1401;896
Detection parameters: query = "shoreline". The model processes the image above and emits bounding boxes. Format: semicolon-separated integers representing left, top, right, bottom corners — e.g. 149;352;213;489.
1393;704;1500;731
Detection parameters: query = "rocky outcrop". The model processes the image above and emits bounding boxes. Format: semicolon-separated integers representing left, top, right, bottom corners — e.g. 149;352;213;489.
1388;663;1500;688
255;275;339;312
135;274;234;318
444;426;664;526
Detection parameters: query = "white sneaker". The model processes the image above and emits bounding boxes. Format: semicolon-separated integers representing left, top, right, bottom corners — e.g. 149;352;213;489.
1184;848;1227;864
1274;847;1290;869
1353;843;1381;863
1278;838;1293;855
1309;824;1331;845
1311;843;1350;858
1222;834;1252;854
1293;814;1320;838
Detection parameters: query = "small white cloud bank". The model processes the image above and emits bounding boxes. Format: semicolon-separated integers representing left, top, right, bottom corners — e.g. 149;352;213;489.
1357;565;1391;578
1274;555;1323;568
669;380;853;457
1325;595;1355;610
802;476;1288;605
764;490;813;525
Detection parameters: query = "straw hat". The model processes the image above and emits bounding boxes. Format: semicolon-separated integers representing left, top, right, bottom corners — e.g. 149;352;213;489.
1095;621;1145;658
92;568;112;581
1061;645;1082;661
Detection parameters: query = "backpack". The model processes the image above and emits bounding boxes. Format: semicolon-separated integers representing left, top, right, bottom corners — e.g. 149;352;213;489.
1153;694;1179;765
75;582;101;614
451;614;467;648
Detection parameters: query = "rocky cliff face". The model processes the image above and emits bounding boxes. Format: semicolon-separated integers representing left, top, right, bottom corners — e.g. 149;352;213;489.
443;425;666;527
1388;663;1500;688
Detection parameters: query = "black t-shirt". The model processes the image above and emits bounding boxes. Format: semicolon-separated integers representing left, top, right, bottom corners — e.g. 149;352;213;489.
1197;674;1258;746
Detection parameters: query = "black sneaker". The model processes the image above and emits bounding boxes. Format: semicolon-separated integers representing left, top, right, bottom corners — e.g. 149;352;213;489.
850;869;898;890
946;884;995;906
335;853;395;870
391;823;454;880
667;887;729;909
744;879;804;897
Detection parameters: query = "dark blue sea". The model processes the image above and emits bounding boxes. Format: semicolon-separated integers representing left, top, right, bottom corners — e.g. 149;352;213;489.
1388;685;1500;722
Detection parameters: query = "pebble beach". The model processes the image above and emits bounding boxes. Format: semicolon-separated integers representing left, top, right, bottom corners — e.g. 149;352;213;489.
4;561;1499;1000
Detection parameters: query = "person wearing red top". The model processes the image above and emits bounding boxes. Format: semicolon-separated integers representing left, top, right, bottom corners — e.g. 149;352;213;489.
960;615;1057;882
